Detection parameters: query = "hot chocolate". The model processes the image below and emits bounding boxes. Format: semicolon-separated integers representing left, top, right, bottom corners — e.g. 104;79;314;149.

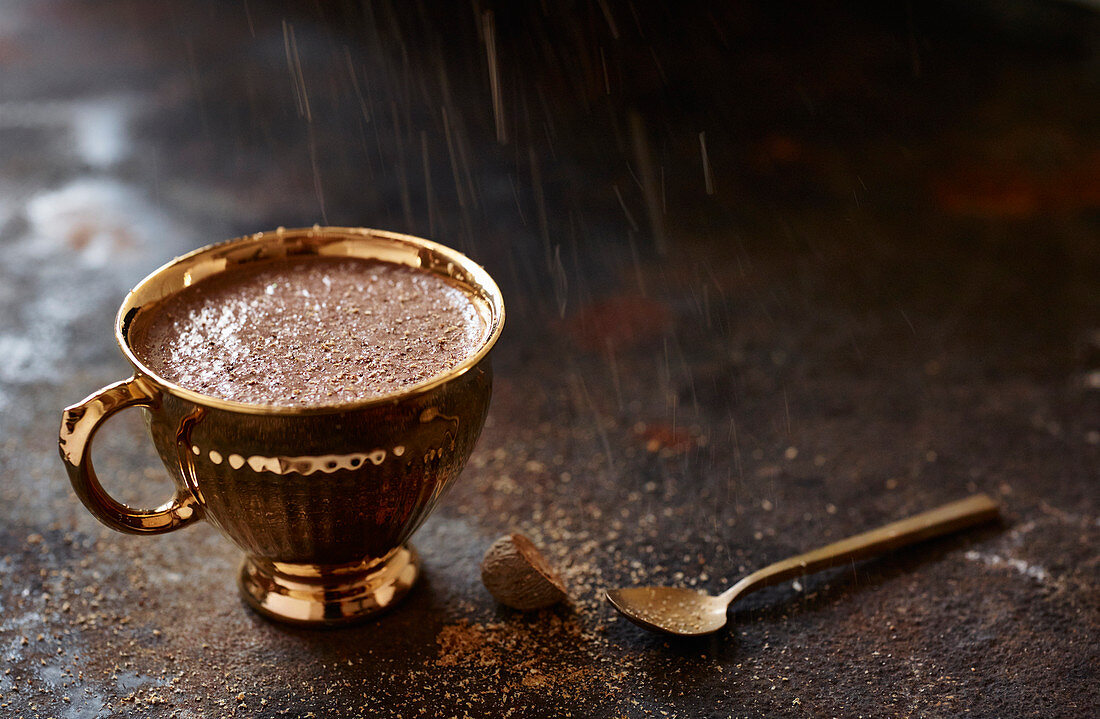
132;256;487;407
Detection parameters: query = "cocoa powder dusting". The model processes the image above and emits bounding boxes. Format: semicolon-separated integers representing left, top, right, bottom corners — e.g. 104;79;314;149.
432;613;608;700
132;257;487;406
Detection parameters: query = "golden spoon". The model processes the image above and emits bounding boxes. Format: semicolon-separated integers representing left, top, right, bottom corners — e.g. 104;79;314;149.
606;494;999;636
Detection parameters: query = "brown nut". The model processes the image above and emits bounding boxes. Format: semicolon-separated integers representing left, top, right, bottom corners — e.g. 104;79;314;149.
480;533;568;610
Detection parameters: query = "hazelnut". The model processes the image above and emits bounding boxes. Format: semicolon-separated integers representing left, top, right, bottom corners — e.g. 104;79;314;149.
480;533;568;610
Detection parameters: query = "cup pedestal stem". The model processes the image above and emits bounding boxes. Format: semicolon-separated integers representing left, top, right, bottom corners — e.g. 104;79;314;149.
238;546;420;626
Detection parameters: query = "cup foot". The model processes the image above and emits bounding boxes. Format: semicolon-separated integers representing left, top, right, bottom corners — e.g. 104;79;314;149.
238;546;419;626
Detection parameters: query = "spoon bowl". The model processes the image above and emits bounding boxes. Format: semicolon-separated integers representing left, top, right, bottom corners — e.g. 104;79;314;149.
606;586;730;636
607;494;999;637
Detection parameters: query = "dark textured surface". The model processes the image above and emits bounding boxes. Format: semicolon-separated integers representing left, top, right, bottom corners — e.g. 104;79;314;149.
1;1;1097;717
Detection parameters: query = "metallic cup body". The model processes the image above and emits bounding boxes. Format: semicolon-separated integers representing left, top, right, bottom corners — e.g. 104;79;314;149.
152;364;491;565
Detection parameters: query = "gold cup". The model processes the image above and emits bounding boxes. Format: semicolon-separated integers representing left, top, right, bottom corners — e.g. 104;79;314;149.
59;227;504;626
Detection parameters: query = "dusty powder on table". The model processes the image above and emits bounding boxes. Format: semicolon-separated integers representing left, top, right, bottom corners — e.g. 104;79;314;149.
434;615;595;690
132;256;487;407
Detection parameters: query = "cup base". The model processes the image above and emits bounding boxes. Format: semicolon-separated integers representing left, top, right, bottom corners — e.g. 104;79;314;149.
238;545;420;626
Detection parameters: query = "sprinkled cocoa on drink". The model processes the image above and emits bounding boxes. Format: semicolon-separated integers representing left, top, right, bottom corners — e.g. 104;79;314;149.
132;256;487;407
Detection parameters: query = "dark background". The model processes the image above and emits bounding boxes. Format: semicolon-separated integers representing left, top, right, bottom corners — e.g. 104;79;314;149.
0;1;1097;716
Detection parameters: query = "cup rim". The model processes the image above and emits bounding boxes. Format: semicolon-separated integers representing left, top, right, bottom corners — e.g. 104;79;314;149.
115;226;505;416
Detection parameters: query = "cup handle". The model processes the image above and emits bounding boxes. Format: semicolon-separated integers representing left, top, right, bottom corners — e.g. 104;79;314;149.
59;376;203;535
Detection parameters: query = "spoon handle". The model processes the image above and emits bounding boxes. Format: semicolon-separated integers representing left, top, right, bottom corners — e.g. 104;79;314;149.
723;494;999;602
